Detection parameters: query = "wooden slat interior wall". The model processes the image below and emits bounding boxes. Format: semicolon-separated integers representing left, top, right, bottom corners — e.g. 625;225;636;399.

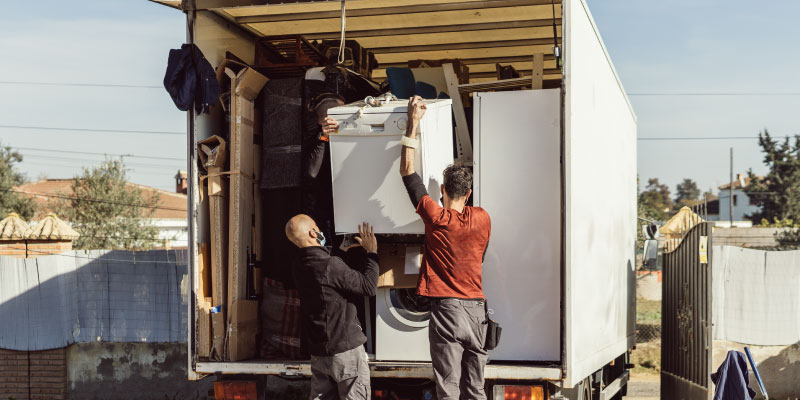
210;0;563;84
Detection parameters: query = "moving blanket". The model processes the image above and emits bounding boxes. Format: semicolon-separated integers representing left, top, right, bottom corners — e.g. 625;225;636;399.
0;250;187;351
260;78;304;189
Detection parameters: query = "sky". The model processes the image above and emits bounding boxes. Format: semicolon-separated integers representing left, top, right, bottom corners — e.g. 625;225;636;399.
0;1;186;191
1;1;799;195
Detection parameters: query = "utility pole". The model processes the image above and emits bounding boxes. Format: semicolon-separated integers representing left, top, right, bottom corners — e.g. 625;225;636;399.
730;147;734;226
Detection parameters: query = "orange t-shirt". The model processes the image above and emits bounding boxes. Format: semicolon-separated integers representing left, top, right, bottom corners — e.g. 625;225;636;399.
415;195;491;299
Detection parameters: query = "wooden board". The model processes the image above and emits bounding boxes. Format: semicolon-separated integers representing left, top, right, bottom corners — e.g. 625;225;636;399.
532;53;544;89
247;5;561;36
459;76;535;92
442;63;473;164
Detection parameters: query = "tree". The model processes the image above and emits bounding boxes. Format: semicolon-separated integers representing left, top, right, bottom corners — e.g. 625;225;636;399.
673;178;701;210
639;178;672;221
0;143;36;219
58;159;161;250
744;130;800;222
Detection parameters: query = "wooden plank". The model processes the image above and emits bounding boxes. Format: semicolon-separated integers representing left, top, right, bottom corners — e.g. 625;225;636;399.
191;0;331;11
458;76;532;92
380;54;556;69
236;0;559;23
470;68;560;79
224;0;497;17
531;53;544;89
442;63;473;164
246;5;561;36
352;26;560;48
290;19;561;40
376;44;555;65
468;75;561;84
372;60;557;78
371;38;559;54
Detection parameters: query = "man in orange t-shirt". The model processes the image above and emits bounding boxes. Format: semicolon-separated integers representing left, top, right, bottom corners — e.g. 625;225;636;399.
399;96;492;400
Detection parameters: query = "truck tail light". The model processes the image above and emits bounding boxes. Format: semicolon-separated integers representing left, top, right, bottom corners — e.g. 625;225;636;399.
214;381;257;400
493;384;546;400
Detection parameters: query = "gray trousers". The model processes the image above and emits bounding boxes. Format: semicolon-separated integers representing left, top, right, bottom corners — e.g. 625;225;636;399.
310;345;371;400
429;298;489;400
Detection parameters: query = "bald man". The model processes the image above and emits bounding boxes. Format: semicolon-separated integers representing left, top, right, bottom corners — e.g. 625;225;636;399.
286;215;378;400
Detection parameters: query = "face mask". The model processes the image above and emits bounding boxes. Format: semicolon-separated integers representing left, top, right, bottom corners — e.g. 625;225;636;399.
314;230;326;247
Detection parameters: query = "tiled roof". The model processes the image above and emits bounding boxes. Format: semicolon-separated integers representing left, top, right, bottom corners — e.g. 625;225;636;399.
29;213;80;240
16;179;187;220
719;176;756;190
0;212;32;240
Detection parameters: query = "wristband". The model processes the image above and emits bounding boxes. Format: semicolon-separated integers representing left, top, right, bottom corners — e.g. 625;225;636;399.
401;136;419;149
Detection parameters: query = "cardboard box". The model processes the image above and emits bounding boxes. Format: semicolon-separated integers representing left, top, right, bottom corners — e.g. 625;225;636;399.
210;310;226;361
197;135;228;308
377;244;422;289
198;243;211;299
197;297;212;358
221;62;268;310
226;299;260;361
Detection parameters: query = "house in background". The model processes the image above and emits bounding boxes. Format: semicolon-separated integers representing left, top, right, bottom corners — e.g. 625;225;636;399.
15;179;188;248
709;174;761;228
175;170;187;195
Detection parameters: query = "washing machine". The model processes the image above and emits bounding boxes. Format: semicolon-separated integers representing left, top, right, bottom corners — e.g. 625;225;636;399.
375;287;431;361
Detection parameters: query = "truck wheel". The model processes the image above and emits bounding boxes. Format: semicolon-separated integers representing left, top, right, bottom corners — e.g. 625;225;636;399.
577;377;593;400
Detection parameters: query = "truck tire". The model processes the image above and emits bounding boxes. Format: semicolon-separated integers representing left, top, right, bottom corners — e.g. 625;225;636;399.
577;377;594;400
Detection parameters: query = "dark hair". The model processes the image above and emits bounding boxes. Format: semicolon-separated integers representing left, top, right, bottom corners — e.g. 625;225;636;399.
443;164;472;199
309;93;345;115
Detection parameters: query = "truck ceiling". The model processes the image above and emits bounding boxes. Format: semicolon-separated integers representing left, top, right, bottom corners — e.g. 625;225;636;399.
150;0;563;84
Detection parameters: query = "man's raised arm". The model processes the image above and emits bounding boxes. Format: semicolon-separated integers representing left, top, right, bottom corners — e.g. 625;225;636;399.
400;96;428;207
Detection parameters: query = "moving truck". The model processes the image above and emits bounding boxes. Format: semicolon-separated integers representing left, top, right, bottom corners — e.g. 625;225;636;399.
152;0;638;398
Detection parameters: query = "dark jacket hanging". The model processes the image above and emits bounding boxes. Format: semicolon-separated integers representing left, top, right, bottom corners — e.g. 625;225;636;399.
163;43;220;114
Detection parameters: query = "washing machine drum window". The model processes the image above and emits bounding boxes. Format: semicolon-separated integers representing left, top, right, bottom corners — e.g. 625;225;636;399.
388;288;430;324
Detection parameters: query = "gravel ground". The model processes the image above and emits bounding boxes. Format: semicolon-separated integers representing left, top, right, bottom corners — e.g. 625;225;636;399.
623;372;659;400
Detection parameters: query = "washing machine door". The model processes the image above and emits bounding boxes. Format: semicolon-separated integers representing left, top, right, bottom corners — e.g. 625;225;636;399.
385;288;430;328
376;288;432;361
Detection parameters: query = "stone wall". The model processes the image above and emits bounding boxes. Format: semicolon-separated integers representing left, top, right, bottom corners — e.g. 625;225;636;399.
66;343;215;400
712;227;791;248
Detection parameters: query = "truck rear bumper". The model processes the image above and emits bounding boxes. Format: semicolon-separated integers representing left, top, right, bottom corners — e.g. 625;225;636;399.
196;361;562;381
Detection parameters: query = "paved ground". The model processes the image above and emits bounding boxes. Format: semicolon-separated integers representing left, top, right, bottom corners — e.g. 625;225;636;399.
623;373;659;400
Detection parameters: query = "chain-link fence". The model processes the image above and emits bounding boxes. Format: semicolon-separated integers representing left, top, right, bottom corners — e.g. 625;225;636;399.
633;271;662;373
636;298;661;343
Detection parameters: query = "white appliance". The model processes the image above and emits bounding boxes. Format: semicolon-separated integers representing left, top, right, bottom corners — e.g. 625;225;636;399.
474;89;562;361
327;99;454;234
375;288;431;361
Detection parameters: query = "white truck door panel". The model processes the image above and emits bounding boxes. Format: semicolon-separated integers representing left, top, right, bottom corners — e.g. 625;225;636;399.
475;89;561;361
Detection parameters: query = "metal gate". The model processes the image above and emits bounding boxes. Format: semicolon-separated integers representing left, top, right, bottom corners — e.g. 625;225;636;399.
661;218;712;400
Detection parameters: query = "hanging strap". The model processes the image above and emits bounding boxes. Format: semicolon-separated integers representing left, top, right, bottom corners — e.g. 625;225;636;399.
337;0;347;64
551;0;561;68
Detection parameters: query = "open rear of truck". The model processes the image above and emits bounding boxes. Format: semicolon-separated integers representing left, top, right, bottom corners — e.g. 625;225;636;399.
172;0;637;397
